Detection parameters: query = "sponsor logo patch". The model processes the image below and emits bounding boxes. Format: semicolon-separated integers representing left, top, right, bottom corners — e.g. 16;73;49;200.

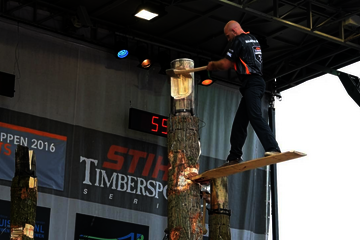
253;46;262;63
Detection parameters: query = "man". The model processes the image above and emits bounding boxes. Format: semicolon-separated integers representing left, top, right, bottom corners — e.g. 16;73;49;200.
207;20;281;165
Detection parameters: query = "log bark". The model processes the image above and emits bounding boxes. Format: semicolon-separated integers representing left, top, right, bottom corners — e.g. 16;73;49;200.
209;177;231;240
10;145;37;240
167;115;202;240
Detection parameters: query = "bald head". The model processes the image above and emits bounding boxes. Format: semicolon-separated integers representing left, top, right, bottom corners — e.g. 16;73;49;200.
224;20;245;41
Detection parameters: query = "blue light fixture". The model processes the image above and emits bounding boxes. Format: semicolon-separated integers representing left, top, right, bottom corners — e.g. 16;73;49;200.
115;35;129;59
117;49;129;59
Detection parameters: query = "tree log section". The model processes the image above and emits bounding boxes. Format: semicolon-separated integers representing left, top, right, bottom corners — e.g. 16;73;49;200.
167;115;202;240
10;145;37;240
209;177;230;240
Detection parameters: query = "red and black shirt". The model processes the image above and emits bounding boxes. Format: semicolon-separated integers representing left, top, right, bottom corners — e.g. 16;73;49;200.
225;33;263;78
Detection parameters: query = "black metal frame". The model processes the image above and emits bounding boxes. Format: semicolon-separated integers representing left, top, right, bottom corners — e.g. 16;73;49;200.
1;0;359;93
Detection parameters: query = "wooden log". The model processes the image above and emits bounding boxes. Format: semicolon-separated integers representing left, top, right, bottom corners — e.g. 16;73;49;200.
209;177;231;240
167;115;203;240
10;145;37;240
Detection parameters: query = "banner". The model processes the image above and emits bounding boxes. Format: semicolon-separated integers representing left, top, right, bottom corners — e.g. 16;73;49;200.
0;122;67;190
0;108;267;233
0;108;171;216
70;127;170;216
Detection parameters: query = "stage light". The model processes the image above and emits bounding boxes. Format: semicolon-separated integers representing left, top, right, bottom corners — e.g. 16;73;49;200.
134;3;166;21
115;36;129;59
117;49;129;59
135;10;158;21
199;70;214;86
201;79;213;86
196;59;214;86
141;58;151;68
136;44;152;69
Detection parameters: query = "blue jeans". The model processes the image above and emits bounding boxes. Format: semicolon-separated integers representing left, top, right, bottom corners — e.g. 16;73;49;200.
227;75;280;160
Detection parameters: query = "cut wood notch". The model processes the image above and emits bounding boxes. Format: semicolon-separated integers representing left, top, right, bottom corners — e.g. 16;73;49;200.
190;151;306;183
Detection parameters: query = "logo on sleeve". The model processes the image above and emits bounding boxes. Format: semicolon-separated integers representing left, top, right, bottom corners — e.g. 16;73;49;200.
253;46;262;63
227;48;234;58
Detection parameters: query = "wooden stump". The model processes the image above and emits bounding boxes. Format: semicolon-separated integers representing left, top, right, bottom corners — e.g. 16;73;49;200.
167;115;202;240
209;177;231;240
10;145;37;240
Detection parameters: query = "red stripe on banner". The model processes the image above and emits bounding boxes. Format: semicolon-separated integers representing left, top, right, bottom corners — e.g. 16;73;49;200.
0;122;67;141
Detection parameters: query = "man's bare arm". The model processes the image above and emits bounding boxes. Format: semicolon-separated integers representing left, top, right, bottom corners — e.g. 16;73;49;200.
207;58;233;71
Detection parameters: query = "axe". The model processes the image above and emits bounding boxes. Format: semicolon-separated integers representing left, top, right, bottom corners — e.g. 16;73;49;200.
166;66;207;78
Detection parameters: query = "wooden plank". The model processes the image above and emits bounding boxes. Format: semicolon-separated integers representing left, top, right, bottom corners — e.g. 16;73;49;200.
190;151;306;183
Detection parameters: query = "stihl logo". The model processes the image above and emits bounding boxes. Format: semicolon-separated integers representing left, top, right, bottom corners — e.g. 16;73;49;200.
103;145;169;181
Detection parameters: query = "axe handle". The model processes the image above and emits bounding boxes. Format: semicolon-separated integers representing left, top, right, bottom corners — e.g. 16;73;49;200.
173;65;207;74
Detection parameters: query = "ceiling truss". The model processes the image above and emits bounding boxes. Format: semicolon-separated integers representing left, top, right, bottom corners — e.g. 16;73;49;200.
0;0;359;92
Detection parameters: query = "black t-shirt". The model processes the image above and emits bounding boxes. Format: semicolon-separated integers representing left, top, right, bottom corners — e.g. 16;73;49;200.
225;33;263;77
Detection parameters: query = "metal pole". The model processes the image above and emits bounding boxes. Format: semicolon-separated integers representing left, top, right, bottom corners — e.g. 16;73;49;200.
268;97;279;240
265;165;271;239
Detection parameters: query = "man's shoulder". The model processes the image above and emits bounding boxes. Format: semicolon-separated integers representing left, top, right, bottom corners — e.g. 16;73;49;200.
236;34;259;43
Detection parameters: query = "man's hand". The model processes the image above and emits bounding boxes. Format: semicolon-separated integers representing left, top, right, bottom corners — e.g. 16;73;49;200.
207;61;216;71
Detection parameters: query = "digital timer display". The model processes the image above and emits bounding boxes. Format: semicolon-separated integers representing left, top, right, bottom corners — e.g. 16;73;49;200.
128;108;168;137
